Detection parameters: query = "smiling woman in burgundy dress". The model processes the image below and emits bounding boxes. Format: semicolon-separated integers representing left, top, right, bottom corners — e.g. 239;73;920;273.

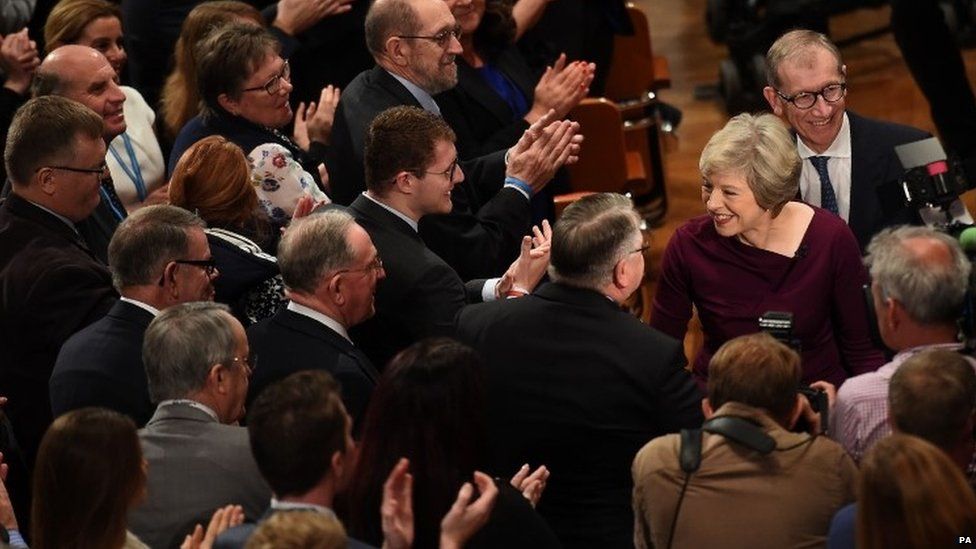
650;112;884;388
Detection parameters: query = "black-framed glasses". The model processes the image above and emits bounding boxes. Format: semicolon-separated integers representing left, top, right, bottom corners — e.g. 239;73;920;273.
37;164;110;179
335;255;384;277
157;258;218;286
775;83;846;109
242;60;291;95
397;25;461;48
631;244;650;255
413;157;458;182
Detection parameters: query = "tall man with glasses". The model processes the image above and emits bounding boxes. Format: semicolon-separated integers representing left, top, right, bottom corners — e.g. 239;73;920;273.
328;0;582;281
246;210;382;431
51;205;219;428
0;96;118;478
763;29;930;251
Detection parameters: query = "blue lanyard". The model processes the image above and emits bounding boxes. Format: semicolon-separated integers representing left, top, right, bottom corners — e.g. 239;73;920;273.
108;132;147;201
99;185;126;221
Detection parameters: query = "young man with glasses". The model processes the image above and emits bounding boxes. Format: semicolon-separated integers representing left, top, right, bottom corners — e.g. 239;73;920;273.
762;29;931;251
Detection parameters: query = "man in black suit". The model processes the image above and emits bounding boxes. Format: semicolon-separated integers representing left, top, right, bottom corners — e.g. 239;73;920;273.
50;205;218;426
763;30;936;251
328;0;580;280
246;210;381;428
0;96;117;470
350;106;557;370
455;193;703;549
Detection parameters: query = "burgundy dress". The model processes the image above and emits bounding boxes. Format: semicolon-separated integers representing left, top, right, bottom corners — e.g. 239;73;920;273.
650;206;885;387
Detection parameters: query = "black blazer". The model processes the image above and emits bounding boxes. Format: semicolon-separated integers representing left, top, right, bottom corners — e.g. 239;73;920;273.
845;111;930;251
436;48;536;159
327;65;530;279
455;282;703;549
0;193;117;463
50;300;155;426
348;195;484;370
246;308;379;429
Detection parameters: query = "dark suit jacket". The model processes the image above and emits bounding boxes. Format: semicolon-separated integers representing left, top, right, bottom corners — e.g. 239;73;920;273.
0;193;117;464
129;403;272;549
455;282;704;549
50;300;155;426
436;48;536;159
327;65;530;279
348;195;485;370
246;308;378;428
842;111;929;251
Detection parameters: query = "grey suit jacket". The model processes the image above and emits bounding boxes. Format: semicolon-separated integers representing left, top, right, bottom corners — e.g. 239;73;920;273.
128;403;271;549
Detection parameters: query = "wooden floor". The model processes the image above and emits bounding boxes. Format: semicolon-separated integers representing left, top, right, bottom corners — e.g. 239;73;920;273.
626;0;970;356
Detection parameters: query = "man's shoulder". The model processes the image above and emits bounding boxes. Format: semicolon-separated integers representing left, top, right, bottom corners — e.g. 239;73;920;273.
848;111;929;146
633;432;682;476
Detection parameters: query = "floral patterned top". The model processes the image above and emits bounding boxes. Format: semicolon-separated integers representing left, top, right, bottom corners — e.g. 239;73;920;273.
248;142;330;225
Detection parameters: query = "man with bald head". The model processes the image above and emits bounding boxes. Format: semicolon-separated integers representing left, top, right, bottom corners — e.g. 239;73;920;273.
0;96;117;467
327;0;581;280
829;225;973;462
25;45;132;262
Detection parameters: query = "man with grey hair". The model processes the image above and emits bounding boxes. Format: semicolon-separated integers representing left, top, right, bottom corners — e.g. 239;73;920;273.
830;225;973;462
129;301;270;549
327;0;582;281
0;95;117;468
762;29;931;251
51;205;218;426
456;193;702;549
246;210;381;429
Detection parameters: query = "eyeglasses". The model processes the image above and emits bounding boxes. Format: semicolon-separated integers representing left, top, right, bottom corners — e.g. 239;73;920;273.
232;352;257;376
157;258;218;286
335;255;384;277
775;83;846;110
397;25;462;48
242;60;291;95
631;244;650;255
38;164;110;181
413;157;459;182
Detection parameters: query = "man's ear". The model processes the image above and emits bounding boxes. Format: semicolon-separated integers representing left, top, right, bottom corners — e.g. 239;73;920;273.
328;273;346;306
385;36;408;67
330;448;345;480
762;86;783;116
787;394;805;430
884;297;902;333
36;167;57;195
216;93;238;116
611;258;628;290
208;363;228;394
702;398;714;420
392;170;415;194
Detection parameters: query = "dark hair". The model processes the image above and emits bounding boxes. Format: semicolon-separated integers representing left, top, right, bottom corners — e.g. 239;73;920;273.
195;23;279;119
364;106;455;195
889;349;976;451
31;408;144;549
471;0;516;63
707;332;801;424
345;338;487;547
247;371;349;498
4;95;103;187
108;205;206;290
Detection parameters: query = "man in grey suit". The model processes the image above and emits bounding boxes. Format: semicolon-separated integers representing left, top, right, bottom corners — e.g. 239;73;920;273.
129;302;271;549
762;29;933;251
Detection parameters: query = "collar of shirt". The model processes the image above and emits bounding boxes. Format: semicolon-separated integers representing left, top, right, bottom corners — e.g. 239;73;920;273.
119;296;161;317
363;191;419;232
386;70;442;116
25;198;79;234
157;399;219;422
797;112;852;160
270;500;337;520
287;301;351;343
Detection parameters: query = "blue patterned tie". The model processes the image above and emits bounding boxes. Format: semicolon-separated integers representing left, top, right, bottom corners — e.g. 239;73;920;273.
809;156;838;215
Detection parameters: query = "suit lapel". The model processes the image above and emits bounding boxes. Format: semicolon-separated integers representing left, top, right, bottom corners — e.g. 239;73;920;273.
349;195;423;243
373;66;424;109
276;309;379;383
846;112;874;245
4;193;100;260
